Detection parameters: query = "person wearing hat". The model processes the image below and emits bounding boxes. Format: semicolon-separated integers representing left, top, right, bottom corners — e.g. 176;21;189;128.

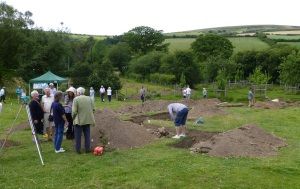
0;87;6;103
49;83;57;95
202;88;207;99
64;87;76;139
41;87;54;141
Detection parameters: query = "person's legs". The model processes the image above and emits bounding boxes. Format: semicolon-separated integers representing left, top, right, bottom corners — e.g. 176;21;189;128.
101;93;104;102
108;95;111;102
74;125;82;153
82;125;91;153
65;113;74;139
54;123;64;151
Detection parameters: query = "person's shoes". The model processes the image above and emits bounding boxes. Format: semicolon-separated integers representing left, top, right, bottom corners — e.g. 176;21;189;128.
55;149;65;153
179;134;186;138
172;135;180;139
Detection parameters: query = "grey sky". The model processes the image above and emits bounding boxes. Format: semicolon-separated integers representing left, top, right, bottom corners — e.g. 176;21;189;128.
4;0;300;35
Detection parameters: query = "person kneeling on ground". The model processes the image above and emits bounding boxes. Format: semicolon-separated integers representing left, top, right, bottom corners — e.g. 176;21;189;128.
72;87;95;154
52;91;68;153
167;103;189;139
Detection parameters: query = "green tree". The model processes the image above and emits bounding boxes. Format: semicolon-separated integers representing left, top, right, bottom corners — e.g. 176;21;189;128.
280;51;300;86
123;26;167;54
216;69;227;90
106;43;132;75
191;34;233;61
70;62;92;87
88;61;122;91
129;51;164;79
249;66;269;85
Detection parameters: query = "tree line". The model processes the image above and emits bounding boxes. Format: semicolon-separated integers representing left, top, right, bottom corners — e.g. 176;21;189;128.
1;2;299;91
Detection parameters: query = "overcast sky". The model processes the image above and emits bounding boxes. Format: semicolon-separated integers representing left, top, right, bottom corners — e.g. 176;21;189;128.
4;0;300;35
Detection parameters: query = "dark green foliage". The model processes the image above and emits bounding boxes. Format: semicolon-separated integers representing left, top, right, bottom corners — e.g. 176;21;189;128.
280;51;300;86
88;61;122;91
70;62;92;87
129;51;164;79
191;34;233;61
106;43;132;75
123;26;167;54
161;51;200;88
149;73;176;85
216;69;227;90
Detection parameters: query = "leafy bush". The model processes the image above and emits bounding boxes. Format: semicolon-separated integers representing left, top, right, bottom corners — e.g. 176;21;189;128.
149;73;176;85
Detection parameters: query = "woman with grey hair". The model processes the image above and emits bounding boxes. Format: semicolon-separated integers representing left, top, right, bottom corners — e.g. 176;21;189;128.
52;91;68;153
29;90;44;135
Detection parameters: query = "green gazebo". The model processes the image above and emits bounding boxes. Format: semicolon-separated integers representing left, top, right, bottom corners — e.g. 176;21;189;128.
29;71;68;92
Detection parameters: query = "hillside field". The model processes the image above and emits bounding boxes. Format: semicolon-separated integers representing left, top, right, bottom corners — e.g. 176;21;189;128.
165;37;270;53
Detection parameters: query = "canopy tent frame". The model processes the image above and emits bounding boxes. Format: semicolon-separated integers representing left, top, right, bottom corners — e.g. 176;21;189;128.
28;71;68;93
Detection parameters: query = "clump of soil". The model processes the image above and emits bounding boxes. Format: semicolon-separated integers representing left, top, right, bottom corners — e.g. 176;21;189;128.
171;131;218;148
254;101;288;109
130;112;170;125
91;109;156;150
117;98;225;119
190;124;287;157
0;139;21;148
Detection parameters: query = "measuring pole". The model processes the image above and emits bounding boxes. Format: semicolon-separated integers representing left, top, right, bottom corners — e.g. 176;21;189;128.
25;104;45;166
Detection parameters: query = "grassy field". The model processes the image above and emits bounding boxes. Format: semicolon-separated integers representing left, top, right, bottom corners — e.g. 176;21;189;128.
1;96;300;188
278;42;300;48
165;37;270;53
267;35;300;40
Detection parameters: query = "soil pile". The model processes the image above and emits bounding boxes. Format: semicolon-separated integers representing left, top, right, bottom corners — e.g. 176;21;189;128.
190;124;287;157
254;101;288;109
117;98;225;118
91;109;156;150
0;139;20;148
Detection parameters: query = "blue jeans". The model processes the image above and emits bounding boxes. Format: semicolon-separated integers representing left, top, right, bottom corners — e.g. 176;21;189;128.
54;123;64;151
74;124;91;153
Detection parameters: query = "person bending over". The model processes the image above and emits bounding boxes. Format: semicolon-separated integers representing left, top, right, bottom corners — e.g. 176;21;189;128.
167;103;189;139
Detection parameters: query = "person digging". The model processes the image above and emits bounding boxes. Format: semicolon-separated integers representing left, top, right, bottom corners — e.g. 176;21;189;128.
167;103;189;139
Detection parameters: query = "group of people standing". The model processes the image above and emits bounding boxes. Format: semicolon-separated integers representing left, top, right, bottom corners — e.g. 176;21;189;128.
29;84;95;154
89;85;113;102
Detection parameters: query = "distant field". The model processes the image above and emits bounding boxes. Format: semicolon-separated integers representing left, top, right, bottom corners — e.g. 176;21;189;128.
267;35;300;40
265;30;300;35
278;42;300;48
165;37;269;53
228;37;270;52
164;38;195;52
69;34;107;41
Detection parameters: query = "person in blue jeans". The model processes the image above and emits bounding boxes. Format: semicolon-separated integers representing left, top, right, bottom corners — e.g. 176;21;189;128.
52;91;68;153
167;103;189;139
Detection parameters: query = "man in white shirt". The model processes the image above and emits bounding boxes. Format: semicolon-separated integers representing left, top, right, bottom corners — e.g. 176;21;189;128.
168;103;189;139
99;85;105;102
186;86;191;99
41;88;54;140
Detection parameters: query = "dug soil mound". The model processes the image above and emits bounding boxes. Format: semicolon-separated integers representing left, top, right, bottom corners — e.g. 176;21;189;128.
0;139;21;148
190;124;287;157
91;109;156;150
254;101;289;109
117;99;225;119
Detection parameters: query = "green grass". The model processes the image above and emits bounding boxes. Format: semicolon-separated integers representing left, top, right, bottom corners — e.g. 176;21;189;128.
278;42;300;48
164;38;195;52
228;37;270;53
164;37;269;53
1;96;300;188
267;35;300;40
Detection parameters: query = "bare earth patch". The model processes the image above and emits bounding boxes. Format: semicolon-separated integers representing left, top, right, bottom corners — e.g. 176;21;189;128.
189;124;287;157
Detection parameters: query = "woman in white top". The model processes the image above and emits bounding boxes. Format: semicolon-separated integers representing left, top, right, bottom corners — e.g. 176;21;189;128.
107;87;112;102
89;87;95;101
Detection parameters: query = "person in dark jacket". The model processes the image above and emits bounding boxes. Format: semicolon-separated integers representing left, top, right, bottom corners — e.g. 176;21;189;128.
29;90;44;135
52;91;68;153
